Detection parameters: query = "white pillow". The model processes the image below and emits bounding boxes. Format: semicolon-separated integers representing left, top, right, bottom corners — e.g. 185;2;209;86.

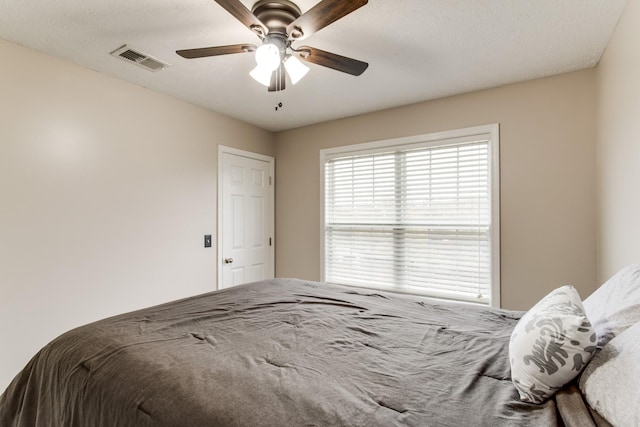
583;262;640;347
509;285;597;404
579;321;640;427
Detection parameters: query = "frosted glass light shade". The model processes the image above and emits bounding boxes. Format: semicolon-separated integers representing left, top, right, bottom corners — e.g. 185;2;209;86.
284;56;309;85
254;43;281;72
250;64;273;87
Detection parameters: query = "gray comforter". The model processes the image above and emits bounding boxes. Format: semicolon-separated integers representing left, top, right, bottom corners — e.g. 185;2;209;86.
0;279;560;426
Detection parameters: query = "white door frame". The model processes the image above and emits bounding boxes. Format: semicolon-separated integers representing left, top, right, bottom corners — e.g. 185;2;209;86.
217;145;275;289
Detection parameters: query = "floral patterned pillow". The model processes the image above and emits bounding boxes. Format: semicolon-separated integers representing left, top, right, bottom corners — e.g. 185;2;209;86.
509;285;597;404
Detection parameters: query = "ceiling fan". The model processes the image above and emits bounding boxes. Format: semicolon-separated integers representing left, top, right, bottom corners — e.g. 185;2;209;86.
176;0;369;92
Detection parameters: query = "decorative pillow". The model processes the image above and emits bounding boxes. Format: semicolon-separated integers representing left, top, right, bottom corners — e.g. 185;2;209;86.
579;321;640;426
509;286;597;404
583;262;640;347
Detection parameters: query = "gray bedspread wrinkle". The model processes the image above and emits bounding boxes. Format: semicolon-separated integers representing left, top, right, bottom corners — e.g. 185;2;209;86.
0;278;560;426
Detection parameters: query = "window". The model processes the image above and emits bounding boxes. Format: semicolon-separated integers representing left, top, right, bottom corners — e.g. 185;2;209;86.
321;125;500;306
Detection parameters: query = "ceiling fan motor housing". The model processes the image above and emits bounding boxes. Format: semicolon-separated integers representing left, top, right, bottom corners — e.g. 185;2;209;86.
251;0;301;36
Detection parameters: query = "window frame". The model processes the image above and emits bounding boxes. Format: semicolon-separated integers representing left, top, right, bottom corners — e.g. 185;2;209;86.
320;124;501;307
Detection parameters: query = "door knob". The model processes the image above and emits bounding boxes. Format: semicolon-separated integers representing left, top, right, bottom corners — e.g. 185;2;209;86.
224;258;234;264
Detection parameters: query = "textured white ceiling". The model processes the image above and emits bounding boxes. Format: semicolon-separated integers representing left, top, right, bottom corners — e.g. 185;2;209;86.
0;0;628;131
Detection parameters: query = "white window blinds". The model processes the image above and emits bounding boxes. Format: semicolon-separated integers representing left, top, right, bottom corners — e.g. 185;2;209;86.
323;127;499;305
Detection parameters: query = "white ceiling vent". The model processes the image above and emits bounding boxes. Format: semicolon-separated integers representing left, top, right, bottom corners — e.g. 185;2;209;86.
110;45;169;72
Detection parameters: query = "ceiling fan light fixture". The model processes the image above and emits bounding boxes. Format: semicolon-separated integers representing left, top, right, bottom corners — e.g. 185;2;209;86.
250;64;273;87
283;55;309;84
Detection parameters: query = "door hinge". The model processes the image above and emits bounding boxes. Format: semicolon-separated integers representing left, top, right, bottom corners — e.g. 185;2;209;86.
269;176;272;186
269;237;272;247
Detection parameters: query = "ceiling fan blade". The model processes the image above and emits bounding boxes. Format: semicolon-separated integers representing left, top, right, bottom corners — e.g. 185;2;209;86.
296;46;368;76
214;0;267;36
176;44;256;59
268;63;286;92
287;0;368;41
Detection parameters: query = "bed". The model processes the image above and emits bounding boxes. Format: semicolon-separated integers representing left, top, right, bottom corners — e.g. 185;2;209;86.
1;271;639;426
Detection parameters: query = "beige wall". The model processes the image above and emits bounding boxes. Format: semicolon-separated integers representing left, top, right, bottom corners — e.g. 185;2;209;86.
0;39;274;390
275;70;597;311
595;0;640;282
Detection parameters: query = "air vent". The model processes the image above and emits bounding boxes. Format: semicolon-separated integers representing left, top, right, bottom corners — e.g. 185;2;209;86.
110;45;169;72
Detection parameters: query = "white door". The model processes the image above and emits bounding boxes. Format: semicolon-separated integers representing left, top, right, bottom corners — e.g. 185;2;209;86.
218;147;274;289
